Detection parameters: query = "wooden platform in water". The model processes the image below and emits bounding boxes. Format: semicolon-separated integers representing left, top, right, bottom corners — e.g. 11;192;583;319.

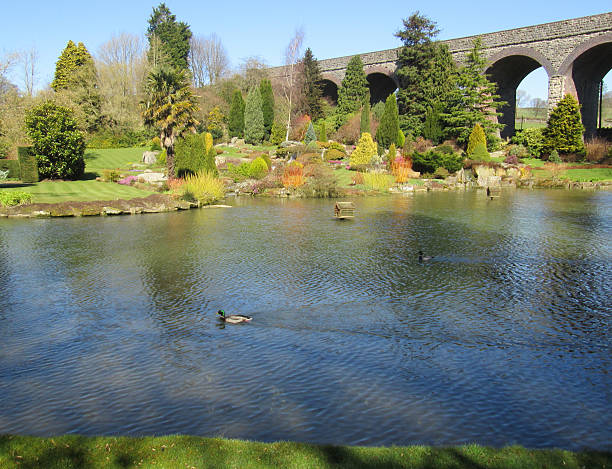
334;201;355;219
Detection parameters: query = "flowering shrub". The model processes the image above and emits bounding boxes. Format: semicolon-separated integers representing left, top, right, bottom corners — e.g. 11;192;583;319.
117;175;138;186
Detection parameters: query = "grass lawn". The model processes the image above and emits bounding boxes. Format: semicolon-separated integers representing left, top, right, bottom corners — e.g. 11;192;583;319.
84;147;158;175
0;147;159;205
0;435;610;469
0;180;155;204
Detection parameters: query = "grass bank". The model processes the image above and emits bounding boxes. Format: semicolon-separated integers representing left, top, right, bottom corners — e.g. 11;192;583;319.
0;435;610;469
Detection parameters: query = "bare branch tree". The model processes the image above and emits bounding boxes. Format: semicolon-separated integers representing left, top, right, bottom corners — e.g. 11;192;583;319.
189;33;229;87
531;97;548;119
238;56;268;92
0;52;18;97
282;27;304;141
516;89;530;108
17;48;38;96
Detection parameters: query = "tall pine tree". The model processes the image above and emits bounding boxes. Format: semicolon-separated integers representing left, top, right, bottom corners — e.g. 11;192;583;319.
147;3;192;70
259;79;275;139
338;55;369;115
360;101;371;135
302;48;323;120
444;38;505;148
228;89;245;138
395;12;457;137
244;87;265;145
376;93;400;149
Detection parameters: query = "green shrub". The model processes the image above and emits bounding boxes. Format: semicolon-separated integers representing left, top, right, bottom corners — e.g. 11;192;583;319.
318;121;328;142
471;142;490;161
433;166;449;179
25;102;85;180
327;141;346;154
175;133;218;178
0;190;32;206
512;128;544;157
543;94;585;155
181;171;225;204
302;164;339;197
86;128;154;149
350;132;377;166
102;169;120;182
466;123;487;156
549;149;561;163
507;144;529;159
17;147;39;183
0;159;21;179
387;143;397;167
227;157;269;180
412;149;464;174
324;149;345;161
157;150;167;166
306;140;320;152
244;88;265;145
0;137;10;159
398;129;405;149
150;136;162;151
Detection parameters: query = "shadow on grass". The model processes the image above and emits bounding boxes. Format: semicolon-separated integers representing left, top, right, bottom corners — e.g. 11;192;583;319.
0;182;35;189
82;172;99;181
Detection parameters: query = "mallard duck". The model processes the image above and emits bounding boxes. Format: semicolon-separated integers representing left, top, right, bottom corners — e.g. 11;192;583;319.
217;310;252;324
418;250;433;262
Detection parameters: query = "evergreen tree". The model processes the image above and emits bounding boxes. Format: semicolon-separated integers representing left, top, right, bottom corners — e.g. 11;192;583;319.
51;41;101;132
259;79;275;139
360;101;371;135
395;12;457;137
319;121;328;142
423;104;444;144
376;93;400;149
350;132;377;166
302;48;323;120
147;3;192;70
228;89;245;138
304;121;317;144
466;123;487;156
338;56;369;114
444;38;505;148
244;87;265;145
543;94;585;155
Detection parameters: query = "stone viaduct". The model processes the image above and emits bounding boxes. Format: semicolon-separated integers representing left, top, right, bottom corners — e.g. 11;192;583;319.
269;12;612;138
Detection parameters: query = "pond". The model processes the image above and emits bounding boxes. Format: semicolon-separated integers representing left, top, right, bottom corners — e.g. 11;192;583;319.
0;190;610;450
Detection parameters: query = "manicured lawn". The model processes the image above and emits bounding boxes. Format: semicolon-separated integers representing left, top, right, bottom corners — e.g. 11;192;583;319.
0;180;155;204
560;167;612;181
84;147;154;174
0;435;609;469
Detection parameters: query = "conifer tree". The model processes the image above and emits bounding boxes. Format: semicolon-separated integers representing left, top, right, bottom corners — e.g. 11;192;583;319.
444;38;505;148
228;89;245;138
304;121;317;144
423;104;444;144
466;123;487;156
376;93;400;149
259;79;275;139
302;48;323;120
146;3;192;70
360;101;371;135
350;132;377;166
395;12;457;136
543;94;585;155
319;121;328;142
338;56;369;114
244;87;265;144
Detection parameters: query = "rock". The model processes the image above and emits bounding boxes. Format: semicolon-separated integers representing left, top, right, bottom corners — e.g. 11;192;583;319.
235;139;245;146
230;137;238;144
138;172;166;184
102;207;123;216
142;151;159;165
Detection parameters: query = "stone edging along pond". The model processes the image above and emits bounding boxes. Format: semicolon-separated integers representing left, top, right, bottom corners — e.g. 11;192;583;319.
0;194;205;219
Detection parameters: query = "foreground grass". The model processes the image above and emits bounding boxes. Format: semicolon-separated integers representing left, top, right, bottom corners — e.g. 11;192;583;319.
0;435;610;469
0;181;155;204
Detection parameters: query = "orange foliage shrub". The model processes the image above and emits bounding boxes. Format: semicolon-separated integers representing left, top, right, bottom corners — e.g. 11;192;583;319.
392;156;419;182
282;162;305;188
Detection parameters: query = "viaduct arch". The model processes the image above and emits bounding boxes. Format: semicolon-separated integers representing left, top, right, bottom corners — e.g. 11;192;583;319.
269;12;612;138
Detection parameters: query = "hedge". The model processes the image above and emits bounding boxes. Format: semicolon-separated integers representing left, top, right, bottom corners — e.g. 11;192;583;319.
17;147;39;183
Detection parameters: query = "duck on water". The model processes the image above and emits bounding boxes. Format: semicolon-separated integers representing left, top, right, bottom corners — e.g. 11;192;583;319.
217;310;253;324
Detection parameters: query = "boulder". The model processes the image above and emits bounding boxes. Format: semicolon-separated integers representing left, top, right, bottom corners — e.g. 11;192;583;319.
142;151;159;165
138;171;166;184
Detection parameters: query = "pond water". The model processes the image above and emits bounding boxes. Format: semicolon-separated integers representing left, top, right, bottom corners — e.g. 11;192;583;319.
0;190;610;450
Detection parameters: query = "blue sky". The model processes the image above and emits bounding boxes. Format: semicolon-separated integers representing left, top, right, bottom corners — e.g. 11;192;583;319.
1;1;610;100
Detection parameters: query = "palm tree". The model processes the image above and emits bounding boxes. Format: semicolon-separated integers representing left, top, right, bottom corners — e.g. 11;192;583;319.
142;66;199;179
